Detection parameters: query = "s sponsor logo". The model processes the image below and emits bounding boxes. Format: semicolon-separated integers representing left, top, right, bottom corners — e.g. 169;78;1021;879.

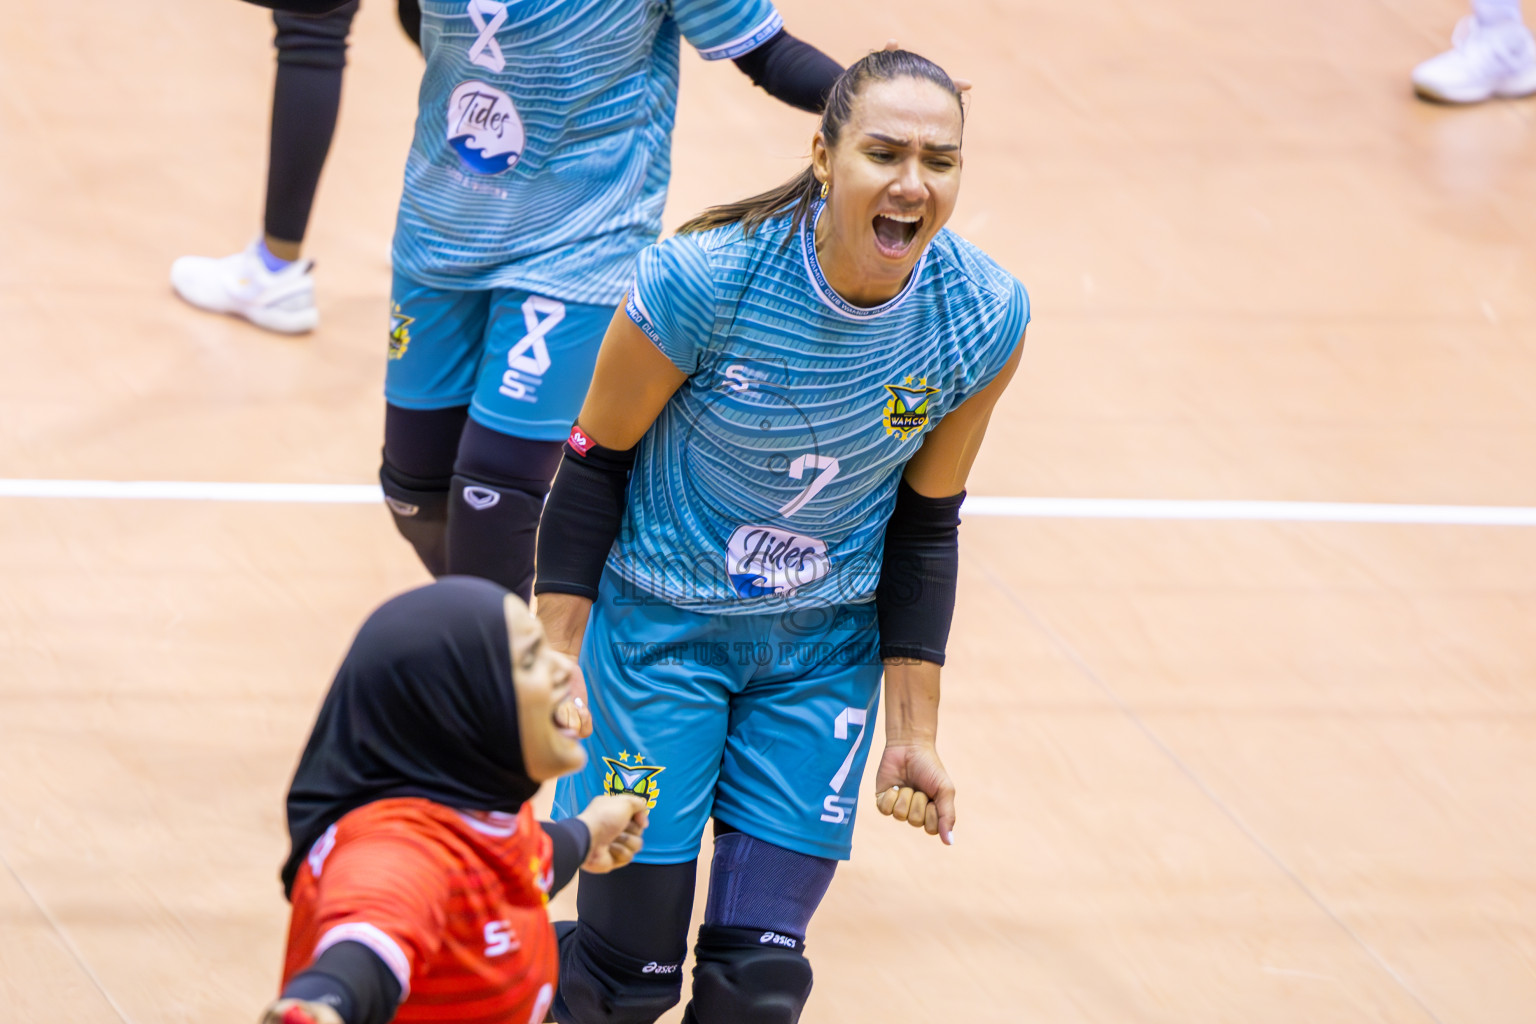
446;80;525;175
759;931;798;949
725;525;830;598
484;920;519;957
723;364;754;392
642;961;679;974
820;794;855;824
384;496;420;518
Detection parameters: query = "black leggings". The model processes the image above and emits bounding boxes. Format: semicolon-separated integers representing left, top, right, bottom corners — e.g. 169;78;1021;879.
264;0;421;244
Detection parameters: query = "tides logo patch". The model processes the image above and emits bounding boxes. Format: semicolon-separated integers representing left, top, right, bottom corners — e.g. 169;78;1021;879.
602;751;665;810
882;377;940;440
389;304;414;361
446;80;525;175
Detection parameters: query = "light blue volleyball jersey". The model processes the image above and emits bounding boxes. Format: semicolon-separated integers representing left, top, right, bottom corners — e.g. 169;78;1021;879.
613;207;1031;613
393;0;782;303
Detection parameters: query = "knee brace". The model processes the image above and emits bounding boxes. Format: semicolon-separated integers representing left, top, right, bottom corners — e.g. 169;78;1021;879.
445;423;564;600
273;0;358;69
681;925;813;1024
703;831;836;939
551;921;684;1024
379;460;449;577
444;475;546;599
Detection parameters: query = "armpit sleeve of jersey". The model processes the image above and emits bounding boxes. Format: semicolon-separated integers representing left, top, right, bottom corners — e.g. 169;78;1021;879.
673;0;784;61
304;832;454;1001
971;276;1031;395
624;236;717;375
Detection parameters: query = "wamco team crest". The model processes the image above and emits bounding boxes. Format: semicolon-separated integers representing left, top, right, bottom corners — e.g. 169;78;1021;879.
602;751;665;809
389;304;415;361
882;377;939;440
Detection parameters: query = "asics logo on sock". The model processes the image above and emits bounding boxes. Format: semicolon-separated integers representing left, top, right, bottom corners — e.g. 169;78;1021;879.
463;487;501;510
641;961;679;974
385;497;420;517
759;932;798;949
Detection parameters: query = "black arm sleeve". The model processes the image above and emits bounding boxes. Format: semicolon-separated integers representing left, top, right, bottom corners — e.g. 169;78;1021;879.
281;940;403;1024
732;29;842;113
875;480;964;665
534;438;637;600
541;818;592;896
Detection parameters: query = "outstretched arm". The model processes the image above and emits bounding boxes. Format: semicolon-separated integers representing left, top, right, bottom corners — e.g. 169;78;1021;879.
873;333;1025;845
732;28;842;112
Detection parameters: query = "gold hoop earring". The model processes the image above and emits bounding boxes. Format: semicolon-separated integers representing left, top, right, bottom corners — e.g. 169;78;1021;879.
819;180;829;200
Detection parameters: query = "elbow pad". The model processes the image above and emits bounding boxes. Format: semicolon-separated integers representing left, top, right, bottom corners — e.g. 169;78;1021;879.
534;428;637;601
875;481;963;665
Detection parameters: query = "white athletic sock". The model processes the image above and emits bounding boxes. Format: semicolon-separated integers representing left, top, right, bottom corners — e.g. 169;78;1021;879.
1473;0;1524;27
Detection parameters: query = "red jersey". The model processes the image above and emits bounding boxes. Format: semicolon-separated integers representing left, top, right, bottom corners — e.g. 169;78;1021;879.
283;797;557;1024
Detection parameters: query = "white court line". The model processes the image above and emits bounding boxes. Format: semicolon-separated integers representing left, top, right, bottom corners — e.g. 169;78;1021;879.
0;479;381;503
2;479;1535;526
960;496;1536;526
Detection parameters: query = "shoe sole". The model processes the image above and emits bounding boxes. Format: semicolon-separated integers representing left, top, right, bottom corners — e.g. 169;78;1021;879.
171;280;318;335
1414;68;1536;104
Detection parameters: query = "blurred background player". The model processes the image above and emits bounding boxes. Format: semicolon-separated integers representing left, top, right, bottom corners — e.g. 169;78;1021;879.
170;0;423;334
264;577;648;1024
376;0;844;601
532;49;1030;1024
1412;0;1536;103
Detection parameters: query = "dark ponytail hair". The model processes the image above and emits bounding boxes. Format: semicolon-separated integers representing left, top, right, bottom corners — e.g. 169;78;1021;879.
676;49;964;240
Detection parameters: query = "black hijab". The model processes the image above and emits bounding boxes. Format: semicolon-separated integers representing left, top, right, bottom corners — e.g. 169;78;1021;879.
281;577;540;895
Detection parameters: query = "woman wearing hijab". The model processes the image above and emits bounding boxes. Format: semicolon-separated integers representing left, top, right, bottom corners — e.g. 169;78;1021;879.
259;576;648;1024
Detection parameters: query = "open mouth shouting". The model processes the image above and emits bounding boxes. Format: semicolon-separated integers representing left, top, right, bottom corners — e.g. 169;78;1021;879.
872;212;924;259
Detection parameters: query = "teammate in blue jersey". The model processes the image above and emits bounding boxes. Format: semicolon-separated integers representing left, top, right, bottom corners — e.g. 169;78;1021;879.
378;0;844;601
532;49;1029;1024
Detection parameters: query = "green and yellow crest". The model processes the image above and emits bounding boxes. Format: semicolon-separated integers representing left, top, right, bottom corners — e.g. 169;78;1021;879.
882;377;940;441
602;751;665;810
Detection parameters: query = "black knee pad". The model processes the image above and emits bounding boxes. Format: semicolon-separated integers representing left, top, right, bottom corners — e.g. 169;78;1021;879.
444;475;546;600
551;921;684;1024
379;460;450;576
444;422;564;599
682;925;813;1024
273;0;358;69
453;419;564;490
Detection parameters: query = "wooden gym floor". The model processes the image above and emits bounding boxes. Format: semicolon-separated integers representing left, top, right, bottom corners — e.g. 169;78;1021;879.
2;0;1534;1021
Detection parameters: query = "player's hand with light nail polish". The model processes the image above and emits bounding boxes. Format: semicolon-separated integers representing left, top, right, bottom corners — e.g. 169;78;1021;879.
873;741;956;844
259;998;344;1024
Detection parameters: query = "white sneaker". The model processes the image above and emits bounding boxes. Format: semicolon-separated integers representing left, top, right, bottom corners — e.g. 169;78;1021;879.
1412;16;1536;104
170;240;319;334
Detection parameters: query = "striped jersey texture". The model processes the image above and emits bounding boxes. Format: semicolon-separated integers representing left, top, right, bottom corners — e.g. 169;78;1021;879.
393;0;782;303
613;206;1031;613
